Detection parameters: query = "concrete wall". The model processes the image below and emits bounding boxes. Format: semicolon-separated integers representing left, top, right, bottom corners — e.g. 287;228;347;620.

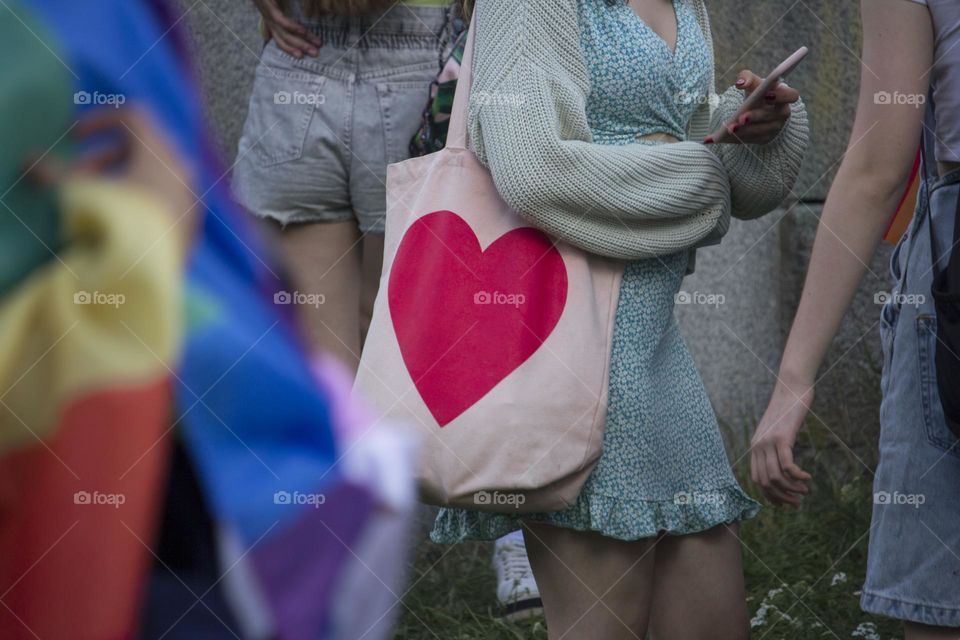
676;0;889;451
178;0;261;161
181;0;888;452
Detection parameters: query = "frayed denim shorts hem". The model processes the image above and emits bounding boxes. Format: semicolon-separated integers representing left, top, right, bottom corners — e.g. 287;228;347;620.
861;591;960;628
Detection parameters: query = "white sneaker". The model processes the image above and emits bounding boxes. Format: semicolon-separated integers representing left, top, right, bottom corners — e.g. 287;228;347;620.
493;533;543;620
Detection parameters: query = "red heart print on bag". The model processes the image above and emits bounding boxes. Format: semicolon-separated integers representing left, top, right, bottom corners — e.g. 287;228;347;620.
388;210;568;426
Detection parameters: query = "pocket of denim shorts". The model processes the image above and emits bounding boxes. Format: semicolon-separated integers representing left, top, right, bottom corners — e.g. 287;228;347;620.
376;74;436;164
246;65;327;167
916;315;960;457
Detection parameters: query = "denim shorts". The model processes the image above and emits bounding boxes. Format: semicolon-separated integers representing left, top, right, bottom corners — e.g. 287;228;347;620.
862;169;960;628
231;5;447;233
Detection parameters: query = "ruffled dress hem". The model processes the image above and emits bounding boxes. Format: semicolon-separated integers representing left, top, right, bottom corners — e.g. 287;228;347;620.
429;484;761;544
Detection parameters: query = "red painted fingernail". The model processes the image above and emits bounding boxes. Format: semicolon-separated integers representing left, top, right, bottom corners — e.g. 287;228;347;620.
704;136;714;144
731;124;740;133
765;92;776;100
742;115;751;125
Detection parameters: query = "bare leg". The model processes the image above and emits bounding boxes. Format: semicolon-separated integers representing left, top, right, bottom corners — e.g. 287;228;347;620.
359;233;384;348
905;623;960;640
275;220;363;370
649;523;749;640
522;522;658;640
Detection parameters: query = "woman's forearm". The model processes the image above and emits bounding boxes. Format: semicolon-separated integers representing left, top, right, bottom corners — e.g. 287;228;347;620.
778;172;903;387
775;0;933;389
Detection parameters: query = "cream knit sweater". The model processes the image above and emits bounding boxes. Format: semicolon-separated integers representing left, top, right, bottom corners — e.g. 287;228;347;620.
466;0;809;260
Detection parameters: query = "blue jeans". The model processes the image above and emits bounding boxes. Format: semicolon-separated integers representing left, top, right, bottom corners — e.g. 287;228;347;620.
861;170;960;627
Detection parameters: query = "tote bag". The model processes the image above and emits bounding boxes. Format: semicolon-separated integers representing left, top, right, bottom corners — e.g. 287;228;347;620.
354;18;623;513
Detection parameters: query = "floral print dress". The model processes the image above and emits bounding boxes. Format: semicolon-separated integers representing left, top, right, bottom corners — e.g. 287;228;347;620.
431;0;759;543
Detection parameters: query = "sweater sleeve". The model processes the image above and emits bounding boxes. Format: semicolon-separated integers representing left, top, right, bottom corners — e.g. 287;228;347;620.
466;0;732;260
707;86;810;220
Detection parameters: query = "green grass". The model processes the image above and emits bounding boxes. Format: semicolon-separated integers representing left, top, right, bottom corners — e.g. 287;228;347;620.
395;540;549;640
396;425;903;639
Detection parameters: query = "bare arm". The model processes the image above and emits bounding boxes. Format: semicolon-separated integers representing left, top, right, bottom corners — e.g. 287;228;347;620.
751;0;933;506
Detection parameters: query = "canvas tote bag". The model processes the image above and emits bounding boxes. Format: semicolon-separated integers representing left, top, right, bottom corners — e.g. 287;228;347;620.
354;16;623;513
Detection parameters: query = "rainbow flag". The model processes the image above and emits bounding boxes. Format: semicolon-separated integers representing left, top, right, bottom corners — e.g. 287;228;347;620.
0;1;414;638
0;175;183;639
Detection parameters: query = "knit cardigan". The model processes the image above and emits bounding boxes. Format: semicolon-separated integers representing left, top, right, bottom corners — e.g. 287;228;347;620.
466;0;809;260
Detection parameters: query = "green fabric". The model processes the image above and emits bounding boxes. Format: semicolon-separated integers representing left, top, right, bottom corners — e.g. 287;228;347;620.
409;29;466;157
0;2;74;295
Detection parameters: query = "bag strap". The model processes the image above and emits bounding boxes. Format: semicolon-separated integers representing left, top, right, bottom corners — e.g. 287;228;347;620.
920;91;959;285
446;11;477;151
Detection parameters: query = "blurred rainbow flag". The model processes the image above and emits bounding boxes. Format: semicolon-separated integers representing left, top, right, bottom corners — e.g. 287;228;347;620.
0;2;415;639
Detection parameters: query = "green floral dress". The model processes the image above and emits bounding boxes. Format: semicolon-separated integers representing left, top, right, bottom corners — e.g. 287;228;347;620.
431;0;759;543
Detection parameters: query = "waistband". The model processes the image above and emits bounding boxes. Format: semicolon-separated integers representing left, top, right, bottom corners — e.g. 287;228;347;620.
292;4;449;49
926;166;960;193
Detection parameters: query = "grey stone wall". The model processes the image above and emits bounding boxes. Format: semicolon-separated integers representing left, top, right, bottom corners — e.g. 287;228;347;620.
676;0;889;451
179;0;261;162
181;0;887;452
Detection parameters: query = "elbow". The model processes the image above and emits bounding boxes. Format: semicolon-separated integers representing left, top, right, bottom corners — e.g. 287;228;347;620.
728;161;796;220
491;166;555;219
845;164;916;207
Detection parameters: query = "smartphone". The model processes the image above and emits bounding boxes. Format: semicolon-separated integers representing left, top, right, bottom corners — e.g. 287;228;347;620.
705;46;809;144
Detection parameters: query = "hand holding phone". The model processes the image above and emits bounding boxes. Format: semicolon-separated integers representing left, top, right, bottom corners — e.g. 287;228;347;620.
705;47;808;145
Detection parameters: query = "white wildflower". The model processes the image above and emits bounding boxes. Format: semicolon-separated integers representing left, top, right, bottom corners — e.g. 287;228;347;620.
852;622;881;640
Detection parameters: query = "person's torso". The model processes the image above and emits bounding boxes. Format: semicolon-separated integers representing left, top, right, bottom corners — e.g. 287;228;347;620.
911;0;960;166
576;0;711;146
